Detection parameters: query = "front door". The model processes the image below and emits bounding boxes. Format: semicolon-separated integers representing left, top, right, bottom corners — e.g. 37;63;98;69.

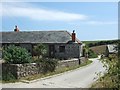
49;45;55;58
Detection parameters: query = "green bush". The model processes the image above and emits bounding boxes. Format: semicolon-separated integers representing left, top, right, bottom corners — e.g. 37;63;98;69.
88;49;98;58
92;42;119;88
33;44;47;59
37;58;58;73
97;55;119;88
3;45;32;64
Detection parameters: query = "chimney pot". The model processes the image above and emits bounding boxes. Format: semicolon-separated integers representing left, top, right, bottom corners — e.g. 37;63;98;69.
73;30;75;33
14;25;19;32
72;30;76;42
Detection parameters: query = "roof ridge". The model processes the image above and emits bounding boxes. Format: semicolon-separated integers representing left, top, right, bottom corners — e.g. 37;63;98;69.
1;30;68;33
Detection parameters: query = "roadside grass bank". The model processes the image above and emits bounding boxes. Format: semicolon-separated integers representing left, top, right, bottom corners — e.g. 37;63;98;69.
2;60;92;83
91;55;119;88
91;73;116;88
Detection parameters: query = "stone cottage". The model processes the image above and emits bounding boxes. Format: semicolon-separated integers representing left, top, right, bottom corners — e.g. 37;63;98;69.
106;44;118;57
1;26;83;59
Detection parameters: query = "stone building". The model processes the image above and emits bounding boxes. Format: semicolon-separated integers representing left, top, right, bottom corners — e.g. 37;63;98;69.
106;44;118;57
1;27;83;59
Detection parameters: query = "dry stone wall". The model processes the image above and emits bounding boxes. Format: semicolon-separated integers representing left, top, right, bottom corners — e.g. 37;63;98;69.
2;58;86;79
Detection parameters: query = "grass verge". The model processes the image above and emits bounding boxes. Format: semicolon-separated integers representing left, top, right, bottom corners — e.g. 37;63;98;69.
91;56;119;88
91;74;116;88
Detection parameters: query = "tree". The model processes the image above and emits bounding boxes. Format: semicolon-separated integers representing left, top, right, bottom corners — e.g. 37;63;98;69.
88;49;97;58
83;46;89;58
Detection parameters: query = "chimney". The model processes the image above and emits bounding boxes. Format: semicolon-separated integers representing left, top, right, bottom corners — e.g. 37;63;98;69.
14;25;19;32
72;30;76;42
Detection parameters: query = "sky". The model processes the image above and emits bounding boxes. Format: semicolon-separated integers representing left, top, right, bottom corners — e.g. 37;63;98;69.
0;1;118;41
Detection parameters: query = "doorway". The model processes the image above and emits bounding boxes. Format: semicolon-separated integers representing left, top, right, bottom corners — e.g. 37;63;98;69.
49;45;55;58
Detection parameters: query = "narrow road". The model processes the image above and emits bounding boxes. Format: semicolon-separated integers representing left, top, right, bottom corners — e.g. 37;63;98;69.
2;58;106;88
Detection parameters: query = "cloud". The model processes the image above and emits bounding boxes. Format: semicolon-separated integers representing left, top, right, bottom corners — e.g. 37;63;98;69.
86;21;117;25
2;3;88;22
69;20;117;26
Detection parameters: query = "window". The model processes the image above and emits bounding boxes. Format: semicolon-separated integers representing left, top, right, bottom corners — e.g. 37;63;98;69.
59;46;65;53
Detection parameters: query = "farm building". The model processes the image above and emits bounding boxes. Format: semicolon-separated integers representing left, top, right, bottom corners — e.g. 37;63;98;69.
106;44;118;57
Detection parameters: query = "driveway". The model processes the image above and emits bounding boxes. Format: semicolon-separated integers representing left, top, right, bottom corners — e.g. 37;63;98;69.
1;58;106;88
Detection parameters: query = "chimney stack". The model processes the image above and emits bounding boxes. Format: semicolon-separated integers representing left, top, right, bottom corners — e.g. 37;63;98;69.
72;30;76;42
14;25;19;32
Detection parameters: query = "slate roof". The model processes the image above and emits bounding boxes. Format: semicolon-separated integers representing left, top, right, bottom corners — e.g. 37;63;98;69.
1;31;82;44
107;44;118;53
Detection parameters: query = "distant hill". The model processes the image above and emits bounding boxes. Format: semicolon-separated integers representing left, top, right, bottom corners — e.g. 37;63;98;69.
82;39;118;47
82;39;118;55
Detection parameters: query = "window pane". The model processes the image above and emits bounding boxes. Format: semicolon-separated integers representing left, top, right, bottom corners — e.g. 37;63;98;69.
59;46;65;52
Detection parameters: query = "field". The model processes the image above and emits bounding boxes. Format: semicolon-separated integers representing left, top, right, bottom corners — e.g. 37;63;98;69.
90;45;107;55
82;39;118;55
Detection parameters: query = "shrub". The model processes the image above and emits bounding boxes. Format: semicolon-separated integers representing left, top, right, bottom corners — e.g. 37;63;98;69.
92;42;119;88
37;58;58;73
98;55;119;88
33;44;47;59
88;49;98;58
3;45;32;64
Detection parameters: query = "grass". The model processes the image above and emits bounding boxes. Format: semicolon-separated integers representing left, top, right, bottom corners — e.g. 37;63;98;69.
20;60;93;81
2;79;19;83
91;74;116;88
90;45;106;55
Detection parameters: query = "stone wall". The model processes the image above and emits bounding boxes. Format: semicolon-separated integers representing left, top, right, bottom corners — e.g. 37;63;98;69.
56;59;79;71
2;63;42;79
2;64;18;78
2;58;86;79
16;63;42;79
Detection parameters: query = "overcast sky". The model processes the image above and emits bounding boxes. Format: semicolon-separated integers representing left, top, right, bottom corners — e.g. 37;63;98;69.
1;1;118;41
